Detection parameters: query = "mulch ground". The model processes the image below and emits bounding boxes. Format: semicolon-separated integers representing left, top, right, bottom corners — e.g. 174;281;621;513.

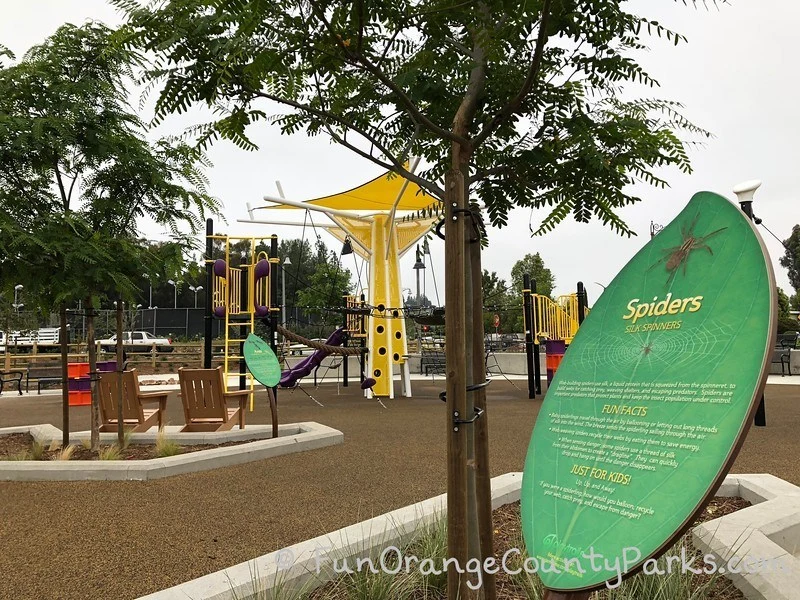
491;498;750;600
0;380;797;599
0;432;267;461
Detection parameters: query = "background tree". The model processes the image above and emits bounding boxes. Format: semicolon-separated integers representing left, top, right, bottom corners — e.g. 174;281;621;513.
295;242;353;329
780;225;800;294
790;292;800;313
511;253;555;299
0;23;216;447
777;287;797;334
481;269;523;333
117;1;717;596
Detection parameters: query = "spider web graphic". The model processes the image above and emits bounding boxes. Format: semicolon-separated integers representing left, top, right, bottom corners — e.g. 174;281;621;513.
568;321;738;380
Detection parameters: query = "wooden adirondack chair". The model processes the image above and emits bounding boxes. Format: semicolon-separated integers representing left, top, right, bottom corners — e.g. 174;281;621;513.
178;367;251;432
98;369;167;433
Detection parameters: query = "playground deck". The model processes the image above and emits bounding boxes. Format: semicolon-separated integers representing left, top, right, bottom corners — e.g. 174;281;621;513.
0;379;798;599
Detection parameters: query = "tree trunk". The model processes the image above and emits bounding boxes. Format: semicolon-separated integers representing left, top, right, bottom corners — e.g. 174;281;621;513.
464;210;481;597
470;222;496;600
60;304;69;447
445;168;469;600
116;299;124;447
86;296;99;450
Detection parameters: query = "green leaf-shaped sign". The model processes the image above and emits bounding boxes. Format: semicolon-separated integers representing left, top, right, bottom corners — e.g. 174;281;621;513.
521;192;776;591
244;333;281;387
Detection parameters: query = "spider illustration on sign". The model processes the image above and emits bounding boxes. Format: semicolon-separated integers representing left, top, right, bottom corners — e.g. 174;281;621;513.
649;214;727;286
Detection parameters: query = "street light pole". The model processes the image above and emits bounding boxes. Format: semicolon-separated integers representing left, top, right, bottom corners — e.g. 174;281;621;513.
189;285;203;308
168;279;178;308
412;246;425;304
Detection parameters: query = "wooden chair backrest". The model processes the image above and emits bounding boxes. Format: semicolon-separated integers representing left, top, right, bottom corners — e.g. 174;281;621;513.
98;370;143;424
178;367;229;423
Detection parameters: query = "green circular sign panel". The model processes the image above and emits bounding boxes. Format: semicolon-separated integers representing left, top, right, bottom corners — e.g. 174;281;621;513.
243;333;281;387
521;192;776;590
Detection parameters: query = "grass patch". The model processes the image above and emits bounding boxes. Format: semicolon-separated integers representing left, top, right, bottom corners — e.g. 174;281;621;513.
98;445;122;460
30;440;46;461
155;429;182;457
51;445;76;461
404;517;448;597
5;451;31;461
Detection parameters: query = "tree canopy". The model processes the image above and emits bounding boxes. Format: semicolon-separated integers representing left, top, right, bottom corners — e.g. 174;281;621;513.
0;22;218;308
510;252;555;298
115;0;711;236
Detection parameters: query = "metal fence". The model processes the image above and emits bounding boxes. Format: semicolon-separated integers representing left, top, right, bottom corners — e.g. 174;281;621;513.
63;308;226;341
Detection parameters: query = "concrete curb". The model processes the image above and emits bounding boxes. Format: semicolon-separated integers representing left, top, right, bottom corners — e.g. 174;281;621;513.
693;474;800;600
66;424;305;446
0;422;343;481
136;472;523;600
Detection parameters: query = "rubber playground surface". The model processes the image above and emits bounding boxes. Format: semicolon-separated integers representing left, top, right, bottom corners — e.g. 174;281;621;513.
0;377;798;599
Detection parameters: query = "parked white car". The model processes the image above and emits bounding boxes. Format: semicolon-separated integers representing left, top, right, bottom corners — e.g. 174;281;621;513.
99;331;173;353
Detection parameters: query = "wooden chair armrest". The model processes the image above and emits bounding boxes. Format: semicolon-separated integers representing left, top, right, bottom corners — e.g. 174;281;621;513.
138;391;169;400
223;389;253;397
224;389;252;411
138;391;169;411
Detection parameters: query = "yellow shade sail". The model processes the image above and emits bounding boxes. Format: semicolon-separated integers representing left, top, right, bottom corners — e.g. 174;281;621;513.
276;168;433;212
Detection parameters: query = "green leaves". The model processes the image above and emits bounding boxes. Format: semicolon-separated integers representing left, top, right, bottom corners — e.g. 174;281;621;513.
114;0;716;237
0;23;219;312
779;224;800;293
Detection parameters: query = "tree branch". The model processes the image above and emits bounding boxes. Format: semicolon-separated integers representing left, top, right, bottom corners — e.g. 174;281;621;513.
53;160;69;213
468;165;511;184
66;174;79;206
472;0;553;149
249;88;444;198
305;0;469;148
451;13;490;165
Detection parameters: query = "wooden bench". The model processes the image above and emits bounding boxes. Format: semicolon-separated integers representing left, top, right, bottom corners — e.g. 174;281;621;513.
772;348;791;376
25;366;64;394
421;349;446;377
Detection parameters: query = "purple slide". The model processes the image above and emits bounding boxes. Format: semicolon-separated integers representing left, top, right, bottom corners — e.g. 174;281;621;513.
279;327;347;388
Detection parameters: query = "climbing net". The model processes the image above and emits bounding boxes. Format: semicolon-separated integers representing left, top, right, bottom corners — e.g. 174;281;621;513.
277;325;365;356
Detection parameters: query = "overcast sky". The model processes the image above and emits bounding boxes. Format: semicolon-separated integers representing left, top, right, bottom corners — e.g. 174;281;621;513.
3;1;798;305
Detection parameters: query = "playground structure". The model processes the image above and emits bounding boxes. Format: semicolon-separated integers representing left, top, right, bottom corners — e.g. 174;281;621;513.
240;165;439;398
205;229;280;405
533;291;591;344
